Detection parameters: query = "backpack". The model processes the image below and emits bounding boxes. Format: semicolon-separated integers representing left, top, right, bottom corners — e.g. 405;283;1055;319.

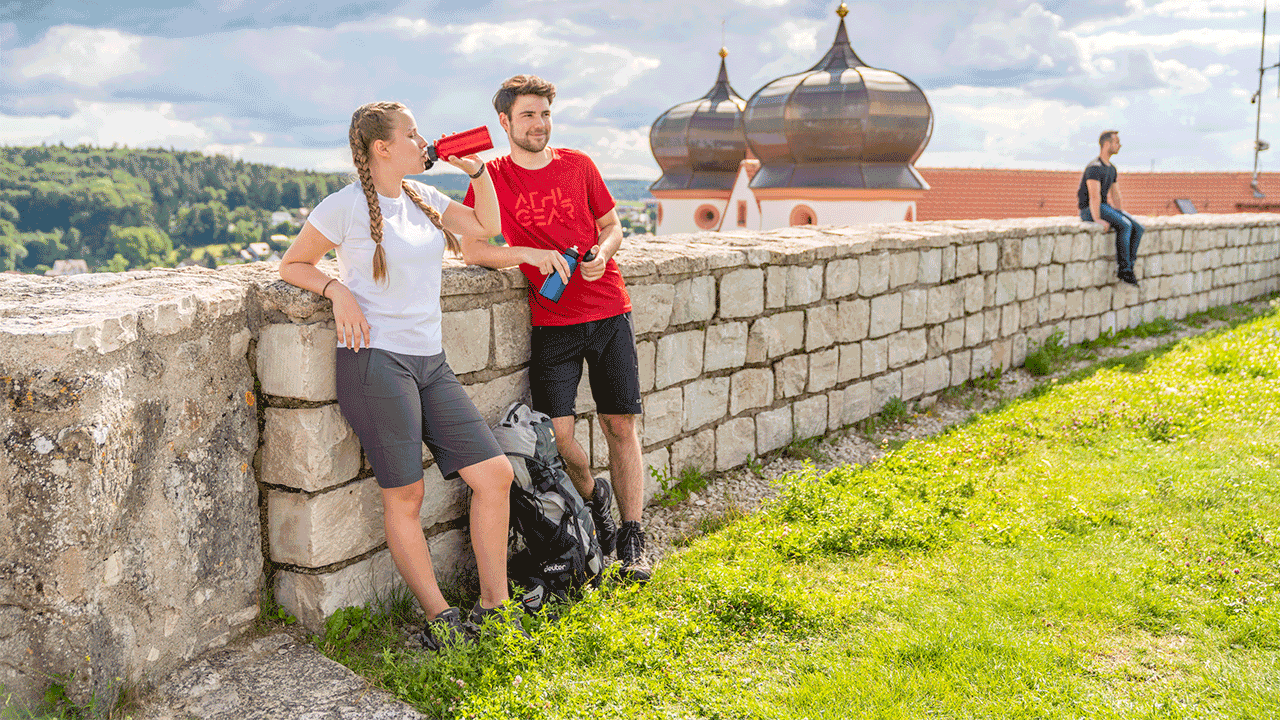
490;402;604;613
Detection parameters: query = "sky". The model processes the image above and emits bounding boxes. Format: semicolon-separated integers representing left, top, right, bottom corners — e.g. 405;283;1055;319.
0;0;1275;179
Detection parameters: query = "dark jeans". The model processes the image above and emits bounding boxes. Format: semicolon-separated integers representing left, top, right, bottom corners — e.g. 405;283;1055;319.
1081;204;1144;274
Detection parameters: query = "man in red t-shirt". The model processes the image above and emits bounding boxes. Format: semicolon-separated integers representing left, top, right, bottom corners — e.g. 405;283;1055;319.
462;75;649;582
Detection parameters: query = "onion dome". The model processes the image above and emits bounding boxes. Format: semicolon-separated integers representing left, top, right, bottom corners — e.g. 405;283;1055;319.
743;2;933;190
649;48;748;193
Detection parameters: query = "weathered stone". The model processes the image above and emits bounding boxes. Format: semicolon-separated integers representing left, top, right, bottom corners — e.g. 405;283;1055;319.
715;417;756;471
704;321;748;372
261;406;360;492
683;377;730;430
755;406;794;454
672;276;716;325
721;268;765;318
655;330;705;388
630;283;675;334
441;308;490;374
730;368;773;415
258;323;337;401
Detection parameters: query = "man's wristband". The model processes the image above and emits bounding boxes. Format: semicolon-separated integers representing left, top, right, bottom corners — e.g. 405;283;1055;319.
468;164;486;179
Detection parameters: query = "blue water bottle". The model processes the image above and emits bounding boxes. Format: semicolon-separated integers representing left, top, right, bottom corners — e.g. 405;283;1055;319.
538;246;595;302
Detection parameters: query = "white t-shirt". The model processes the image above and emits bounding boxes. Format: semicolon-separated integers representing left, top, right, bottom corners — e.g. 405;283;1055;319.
306;180;452;355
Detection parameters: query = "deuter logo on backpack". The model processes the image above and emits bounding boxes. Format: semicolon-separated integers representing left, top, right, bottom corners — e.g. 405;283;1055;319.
490;402;604;612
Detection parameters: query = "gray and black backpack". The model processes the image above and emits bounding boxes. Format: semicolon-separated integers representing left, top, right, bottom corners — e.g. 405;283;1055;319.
490;402;604;613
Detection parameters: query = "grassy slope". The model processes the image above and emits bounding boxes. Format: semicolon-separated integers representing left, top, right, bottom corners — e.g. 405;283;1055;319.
324;305;1280;720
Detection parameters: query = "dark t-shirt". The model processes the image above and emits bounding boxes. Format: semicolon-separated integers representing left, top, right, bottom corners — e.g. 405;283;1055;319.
464;148;629;327
1077;157;1118;210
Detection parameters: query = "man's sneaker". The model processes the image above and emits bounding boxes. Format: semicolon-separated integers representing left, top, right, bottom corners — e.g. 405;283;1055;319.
616;520;652;584
469;601;531;639
419;607;475;651
587;476;618;556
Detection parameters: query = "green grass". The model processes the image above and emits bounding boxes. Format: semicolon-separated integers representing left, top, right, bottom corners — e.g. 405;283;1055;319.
320;304;1280;719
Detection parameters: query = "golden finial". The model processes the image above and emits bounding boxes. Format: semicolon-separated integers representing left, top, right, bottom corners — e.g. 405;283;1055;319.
719;46;729;58
836;2;848;18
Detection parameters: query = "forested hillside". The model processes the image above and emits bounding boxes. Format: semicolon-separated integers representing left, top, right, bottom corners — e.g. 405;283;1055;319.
0;145;655;274
0;145;348;273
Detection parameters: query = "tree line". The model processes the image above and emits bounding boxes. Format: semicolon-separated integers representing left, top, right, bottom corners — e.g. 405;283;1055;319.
0;144;353;273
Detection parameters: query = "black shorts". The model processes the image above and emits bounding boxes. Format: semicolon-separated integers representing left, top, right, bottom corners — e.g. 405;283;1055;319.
335;347;504;488
530;312;643;419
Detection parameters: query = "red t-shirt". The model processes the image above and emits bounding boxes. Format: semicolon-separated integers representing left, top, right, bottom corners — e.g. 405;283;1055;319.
464;148;631;327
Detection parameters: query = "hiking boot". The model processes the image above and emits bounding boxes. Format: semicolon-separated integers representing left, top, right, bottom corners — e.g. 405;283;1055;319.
469;601;531;639
616;520;652;584
587;476;618;557
419;607;475;651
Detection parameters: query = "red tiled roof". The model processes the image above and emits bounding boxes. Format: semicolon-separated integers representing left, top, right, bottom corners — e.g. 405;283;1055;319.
915;168;1280;221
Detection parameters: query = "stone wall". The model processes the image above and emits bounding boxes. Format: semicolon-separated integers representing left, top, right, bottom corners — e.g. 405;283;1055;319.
2;215;1278;709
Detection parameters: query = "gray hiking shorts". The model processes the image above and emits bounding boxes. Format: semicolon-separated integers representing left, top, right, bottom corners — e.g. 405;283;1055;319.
335;347;503;488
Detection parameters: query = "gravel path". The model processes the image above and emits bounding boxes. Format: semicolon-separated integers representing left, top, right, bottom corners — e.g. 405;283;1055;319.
640;298;1276;564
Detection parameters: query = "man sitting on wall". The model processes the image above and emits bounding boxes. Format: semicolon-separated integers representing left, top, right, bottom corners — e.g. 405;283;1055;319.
1078;130;1144;287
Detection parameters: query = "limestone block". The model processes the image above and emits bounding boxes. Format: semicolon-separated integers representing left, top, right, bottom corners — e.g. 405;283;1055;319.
964;313;984;347
871;371;902;409
843;381;873;425
637;340;656;392
655;330;705;388
943;319;964;352
926;285;953;325
643;447;669;504
805;304;840;351
924;356;951;395
756;406;794;454
1001;304;1020;337
901;363;925;400
261;406;360;493
862;337;888;375
956;244;978;277
721;268;765;318
671;428;715;475
825;258;860;299
869;293;903;338
890;251;919;287
978;242;999;273
630;284;675;334
962;276;985;314
276;530;467;631
918;249;942;284
763;311;805;357
794;395;828;439
788;265;825;306
730;368;773;415
808;348;839;393
492;301;531;369
672;276;716;325
683;377;730;430
705;322;748;372
951;349;972;385
643;387;683;443
258;323;337;401
776;355;808;398
766;266;787;309
464;369;529;426
838;343;862;383
716;417;756;471
941;245;957;282
859;254;891;296
838;298;871;342
901;288;927;329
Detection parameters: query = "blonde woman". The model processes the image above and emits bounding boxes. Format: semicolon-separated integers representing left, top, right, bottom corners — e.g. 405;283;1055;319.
279;101;518;647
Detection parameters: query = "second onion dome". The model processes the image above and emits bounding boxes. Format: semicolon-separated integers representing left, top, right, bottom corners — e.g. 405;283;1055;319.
743;3;933;190
649;48;748;193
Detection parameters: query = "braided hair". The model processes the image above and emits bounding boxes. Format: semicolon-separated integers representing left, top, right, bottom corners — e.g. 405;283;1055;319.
348;101;461;284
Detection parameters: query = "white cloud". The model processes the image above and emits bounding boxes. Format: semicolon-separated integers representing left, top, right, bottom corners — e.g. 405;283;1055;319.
13;26;146;87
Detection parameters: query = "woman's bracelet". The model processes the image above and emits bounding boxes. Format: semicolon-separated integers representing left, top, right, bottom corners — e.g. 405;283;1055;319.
468;164;486;179
321;278;337;298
